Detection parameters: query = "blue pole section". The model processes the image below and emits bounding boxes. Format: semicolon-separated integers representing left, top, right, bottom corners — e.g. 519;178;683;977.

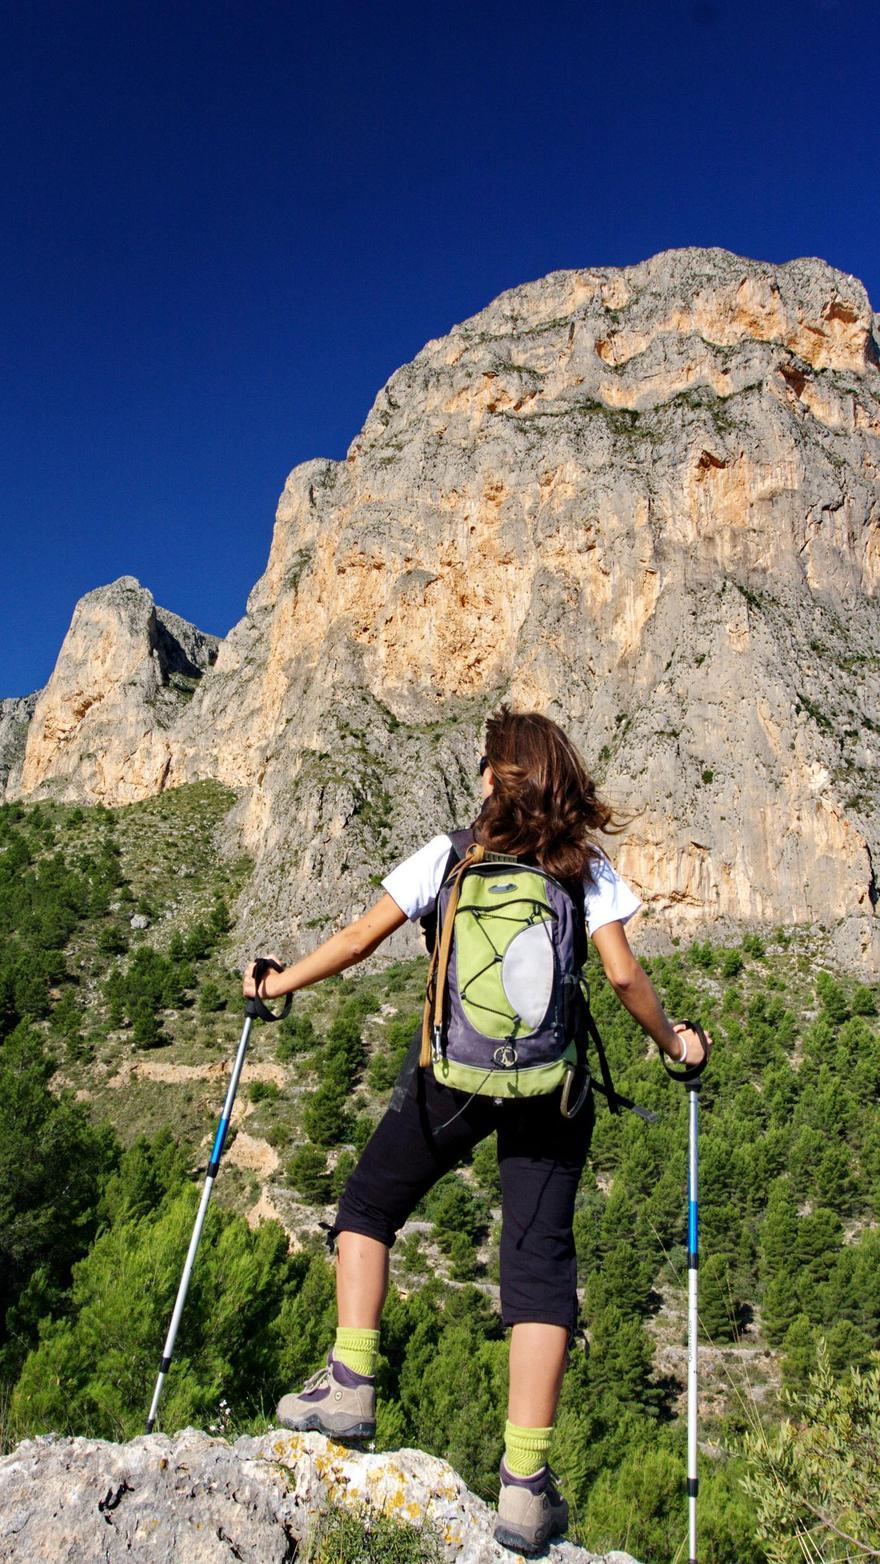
687;1079;701;1564
145;1014;254;1434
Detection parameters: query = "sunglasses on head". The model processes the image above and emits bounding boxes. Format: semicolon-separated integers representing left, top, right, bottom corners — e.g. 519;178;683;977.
479;755;490;775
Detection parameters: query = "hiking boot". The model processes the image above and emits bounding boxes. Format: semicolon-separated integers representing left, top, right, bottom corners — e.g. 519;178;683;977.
275;1351;376;1440
494;1460;569;1555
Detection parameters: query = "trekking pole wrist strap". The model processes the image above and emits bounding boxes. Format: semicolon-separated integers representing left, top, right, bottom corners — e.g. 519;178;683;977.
246;957;293;1022
661;1019;708;1083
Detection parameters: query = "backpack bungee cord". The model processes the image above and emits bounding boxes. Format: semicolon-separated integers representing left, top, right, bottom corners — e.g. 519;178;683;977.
144;957;290;1435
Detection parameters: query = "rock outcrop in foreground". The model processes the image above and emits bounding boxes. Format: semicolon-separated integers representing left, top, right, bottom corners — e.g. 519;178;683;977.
5;249;880;968
0;1428;641;1564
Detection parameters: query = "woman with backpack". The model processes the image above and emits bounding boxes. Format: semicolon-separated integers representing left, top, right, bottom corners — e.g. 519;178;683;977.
244;705;712;1555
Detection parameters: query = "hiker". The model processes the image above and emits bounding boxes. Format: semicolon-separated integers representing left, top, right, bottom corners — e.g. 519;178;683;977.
243;705;712;1555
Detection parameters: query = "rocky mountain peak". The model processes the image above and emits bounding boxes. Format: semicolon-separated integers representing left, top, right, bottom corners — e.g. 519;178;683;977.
170;247;880;968
16;576;217;804
5;249;879;968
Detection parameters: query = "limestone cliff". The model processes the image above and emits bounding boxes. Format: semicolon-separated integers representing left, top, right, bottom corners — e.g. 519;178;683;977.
168;248;880;968
14;577;218;804
0;1428;640;1563
7;249;880;967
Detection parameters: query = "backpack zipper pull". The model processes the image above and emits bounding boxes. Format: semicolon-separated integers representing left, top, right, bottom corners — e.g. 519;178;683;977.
432;1024;444;1063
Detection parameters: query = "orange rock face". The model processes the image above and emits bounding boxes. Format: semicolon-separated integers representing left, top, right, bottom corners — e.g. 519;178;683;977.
9;251;880;968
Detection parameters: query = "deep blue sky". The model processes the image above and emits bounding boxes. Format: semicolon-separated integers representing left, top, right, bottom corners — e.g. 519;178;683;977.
2;0;878;696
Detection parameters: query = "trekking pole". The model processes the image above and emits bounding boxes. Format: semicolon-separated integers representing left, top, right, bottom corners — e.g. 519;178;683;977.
144;957;291;1435
662;1021;709;1564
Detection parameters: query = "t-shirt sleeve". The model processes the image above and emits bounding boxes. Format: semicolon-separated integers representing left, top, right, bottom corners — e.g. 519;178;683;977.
381;834;453;921
583;851;642;936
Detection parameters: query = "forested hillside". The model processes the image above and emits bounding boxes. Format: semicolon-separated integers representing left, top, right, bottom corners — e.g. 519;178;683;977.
1;785;879;1561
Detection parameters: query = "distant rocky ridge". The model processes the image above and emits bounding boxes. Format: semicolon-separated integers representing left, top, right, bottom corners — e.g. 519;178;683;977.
0;1427;641;1563
13;577;218;803
4;249;879;969
0;692;40;797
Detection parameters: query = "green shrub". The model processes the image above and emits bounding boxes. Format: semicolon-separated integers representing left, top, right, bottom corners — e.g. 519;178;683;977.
688;940;716;971
97;923;129;956
331;1150;356;1199
816;971;849;1026
182;921;214;961
741;1338;880;1560
852;984;878;1016
469;1136;501;1203
352;1112;376;1153
301;1500;444;1562
741;933;766;958
446;1230;478;1281
428;1179;486;1251
198;980;228;1014
276;1012;317;1059
209;898;231;935
248;1079;281;1104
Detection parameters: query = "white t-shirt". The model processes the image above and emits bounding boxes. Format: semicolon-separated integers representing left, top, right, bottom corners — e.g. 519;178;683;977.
382;834;641;937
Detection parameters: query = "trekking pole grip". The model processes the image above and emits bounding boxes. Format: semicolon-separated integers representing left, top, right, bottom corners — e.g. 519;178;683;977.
246;957;293;1022
661;1019;709;1085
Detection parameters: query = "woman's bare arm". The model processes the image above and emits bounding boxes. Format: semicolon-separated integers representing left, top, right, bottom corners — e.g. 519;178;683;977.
242;893;408;1001
590;920;713;1066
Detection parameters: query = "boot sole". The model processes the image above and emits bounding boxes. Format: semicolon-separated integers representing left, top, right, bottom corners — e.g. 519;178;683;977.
277;1411;376;1442
494;1522;562;1556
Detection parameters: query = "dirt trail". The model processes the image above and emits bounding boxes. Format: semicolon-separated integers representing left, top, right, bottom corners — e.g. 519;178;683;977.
104;1058;288;1089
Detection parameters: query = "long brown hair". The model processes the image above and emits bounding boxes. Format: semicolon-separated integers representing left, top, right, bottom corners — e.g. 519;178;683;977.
474;705;632;888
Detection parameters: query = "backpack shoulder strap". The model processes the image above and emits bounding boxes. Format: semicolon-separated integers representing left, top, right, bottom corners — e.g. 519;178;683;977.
421;841;484;1067
419;825;477;955
449;825;477;853
573;880;588;972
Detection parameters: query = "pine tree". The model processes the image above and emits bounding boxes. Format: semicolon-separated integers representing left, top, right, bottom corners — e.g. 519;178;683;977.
580;1444;683;1564
794;1207;844;1297
12;1193;296;1440
699;1253;741;1343
289;1145;329;1204
759;1178;798;1284
761;1270;801;1348
780;1313;817;1392
814;1143;858;1216
132;999;164;1049
584;1242;650;1320
587;1305;659;1414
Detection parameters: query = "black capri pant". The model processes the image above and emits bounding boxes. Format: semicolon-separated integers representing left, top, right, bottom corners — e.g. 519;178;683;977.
330;1038;595;1333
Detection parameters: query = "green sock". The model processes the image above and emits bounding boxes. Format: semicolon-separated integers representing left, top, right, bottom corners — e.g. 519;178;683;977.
334;1326;380;1378
504;1419;553;1477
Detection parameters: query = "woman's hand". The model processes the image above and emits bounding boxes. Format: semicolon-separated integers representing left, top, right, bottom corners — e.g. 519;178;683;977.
672;1021;713;1067
242;956;285;1000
